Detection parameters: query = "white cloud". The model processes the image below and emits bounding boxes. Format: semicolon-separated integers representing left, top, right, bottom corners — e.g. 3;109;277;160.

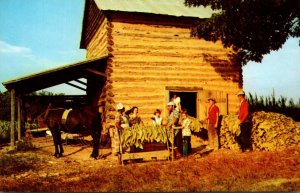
0;40;31;54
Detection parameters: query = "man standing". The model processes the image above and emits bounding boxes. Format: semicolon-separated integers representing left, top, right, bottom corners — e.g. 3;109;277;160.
165;101;182;158
237;90;252;152
114;103;126;163
166;101;180;129
207;98;219;150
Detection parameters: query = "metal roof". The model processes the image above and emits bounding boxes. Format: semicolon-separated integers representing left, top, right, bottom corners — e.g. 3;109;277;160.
94;0;214;18
2;55;108;94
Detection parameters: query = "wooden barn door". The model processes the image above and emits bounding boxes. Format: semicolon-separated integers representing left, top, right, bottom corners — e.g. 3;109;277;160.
197;90;228;121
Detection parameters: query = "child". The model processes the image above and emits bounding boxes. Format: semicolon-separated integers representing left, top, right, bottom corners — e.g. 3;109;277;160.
181;108;192;158
130;106;142;125
151;109;162;126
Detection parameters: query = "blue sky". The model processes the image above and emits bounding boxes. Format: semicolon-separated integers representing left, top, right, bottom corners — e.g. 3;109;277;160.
0;0;86;94
0;0;299;101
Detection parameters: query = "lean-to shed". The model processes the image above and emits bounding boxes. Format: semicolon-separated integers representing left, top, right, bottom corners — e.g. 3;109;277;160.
2;57;108;148
80;0;243;128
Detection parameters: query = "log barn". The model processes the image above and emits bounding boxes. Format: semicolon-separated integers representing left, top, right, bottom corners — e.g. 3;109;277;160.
2;0;244;148
80;0;243;129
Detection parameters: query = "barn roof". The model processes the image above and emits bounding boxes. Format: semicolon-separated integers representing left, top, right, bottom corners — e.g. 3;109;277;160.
80;0;216;48
2;55;108;95
93;0;214;18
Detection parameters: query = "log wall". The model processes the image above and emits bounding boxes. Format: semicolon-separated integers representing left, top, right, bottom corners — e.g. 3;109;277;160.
85;12;243;128
86;16;109;58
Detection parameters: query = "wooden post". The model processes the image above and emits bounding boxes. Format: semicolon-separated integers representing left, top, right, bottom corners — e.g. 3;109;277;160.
17;96;22;141
171;126;174;161
10;89;15;149
225;93;228;115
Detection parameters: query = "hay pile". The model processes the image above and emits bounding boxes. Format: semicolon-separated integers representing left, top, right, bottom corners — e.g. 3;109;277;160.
219;111;300;151
219;114;241;150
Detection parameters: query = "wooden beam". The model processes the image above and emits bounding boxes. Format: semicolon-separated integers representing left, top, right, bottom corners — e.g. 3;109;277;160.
17;96;21;141
10;89;15;149
85;68;107;77
166;86;203;91
121;150;170;161
74;79;87;86
65;82;86;91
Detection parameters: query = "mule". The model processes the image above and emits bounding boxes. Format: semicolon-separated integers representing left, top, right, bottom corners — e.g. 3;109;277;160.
42;104;102;159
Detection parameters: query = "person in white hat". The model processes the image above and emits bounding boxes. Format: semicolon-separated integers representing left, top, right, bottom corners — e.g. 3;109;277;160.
206;97;220;150
165;100;182;158
166;101;179;127
237;90;246;96
237;90;252;152
113;103;125;163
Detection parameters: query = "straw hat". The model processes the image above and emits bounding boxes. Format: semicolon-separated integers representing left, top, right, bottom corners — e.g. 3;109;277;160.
167;101;175;106
237;90;245;96
116;103;124;110
207;97;216;102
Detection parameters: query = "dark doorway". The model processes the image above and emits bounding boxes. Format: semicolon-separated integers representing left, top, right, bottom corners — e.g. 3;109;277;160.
169;91;197;117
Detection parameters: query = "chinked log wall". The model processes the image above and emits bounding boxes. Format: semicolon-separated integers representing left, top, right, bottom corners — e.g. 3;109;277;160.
86;15;242;128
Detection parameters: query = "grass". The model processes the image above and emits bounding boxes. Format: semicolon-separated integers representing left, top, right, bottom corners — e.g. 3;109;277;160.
0;152;41;176
0;146;299;192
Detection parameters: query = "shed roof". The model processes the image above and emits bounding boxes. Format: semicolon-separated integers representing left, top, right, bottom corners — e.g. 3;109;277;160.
2;55;108;95
94;0;214;18
80;0;216;48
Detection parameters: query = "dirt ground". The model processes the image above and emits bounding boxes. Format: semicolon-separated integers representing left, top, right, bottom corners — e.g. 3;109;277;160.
1;133;299;192
0;132;206;170
28;132;206;163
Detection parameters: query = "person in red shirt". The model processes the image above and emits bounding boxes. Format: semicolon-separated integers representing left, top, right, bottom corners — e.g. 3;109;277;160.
237;90;252;152
206;97;220;150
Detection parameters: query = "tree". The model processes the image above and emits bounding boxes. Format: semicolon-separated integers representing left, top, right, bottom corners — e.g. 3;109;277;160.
0;91;11;121
0;90;64;121
27;90;65;96
184;0;300;65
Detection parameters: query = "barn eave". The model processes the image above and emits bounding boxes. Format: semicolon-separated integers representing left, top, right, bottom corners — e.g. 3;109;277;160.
2;55;108;95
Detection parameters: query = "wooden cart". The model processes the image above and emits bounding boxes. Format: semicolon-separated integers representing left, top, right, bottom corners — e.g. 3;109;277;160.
120;126;182;164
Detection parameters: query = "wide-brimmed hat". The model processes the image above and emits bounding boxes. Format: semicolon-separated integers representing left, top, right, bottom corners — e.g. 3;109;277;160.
237;90;245;96
207;97;216;102
167;101;175;106
116;103;124;110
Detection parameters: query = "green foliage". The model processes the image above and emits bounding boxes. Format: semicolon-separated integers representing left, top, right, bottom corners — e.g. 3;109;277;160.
0;120;38;140
0;91;11;121
0;90;64;121
0;120;12;140
247;92;300;121
184;0;300;65
26;90;65;96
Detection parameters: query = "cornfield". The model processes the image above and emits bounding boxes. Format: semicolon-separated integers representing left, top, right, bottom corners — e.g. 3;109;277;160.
247;93;300;121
